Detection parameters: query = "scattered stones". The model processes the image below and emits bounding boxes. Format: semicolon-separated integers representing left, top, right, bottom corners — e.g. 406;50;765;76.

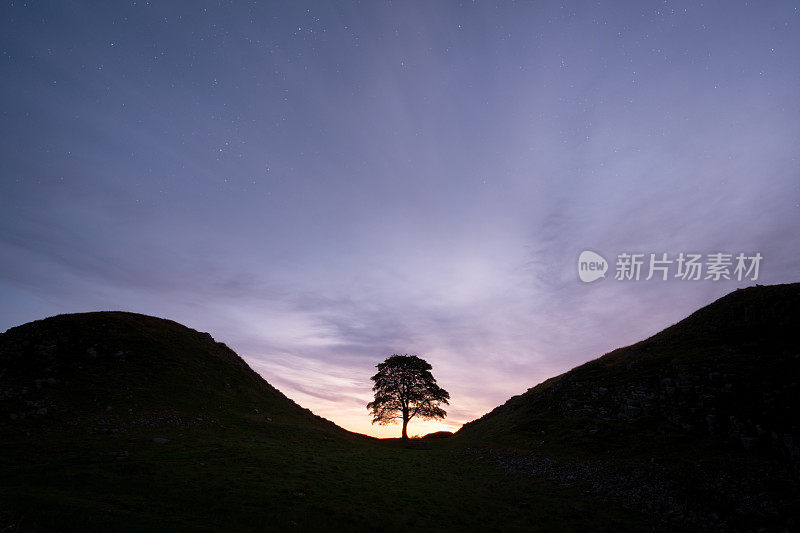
476;446;793;532
740;437;757;450
108;450;129;459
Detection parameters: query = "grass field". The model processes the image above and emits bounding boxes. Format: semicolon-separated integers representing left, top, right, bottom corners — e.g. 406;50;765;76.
0;419;650;531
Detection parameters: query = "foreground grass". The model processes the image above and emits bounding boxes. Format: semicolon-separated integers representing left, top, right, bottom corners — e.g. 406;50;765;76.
0;419;650;532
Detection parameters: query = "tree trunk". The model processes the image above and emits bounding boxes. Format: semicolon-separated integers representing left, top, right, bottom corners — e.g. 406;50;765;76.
401;416;409;440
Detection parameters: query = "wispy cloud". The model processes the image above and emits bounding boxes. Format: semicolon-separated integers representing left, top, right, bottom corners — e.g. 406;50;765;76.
1;1;798;436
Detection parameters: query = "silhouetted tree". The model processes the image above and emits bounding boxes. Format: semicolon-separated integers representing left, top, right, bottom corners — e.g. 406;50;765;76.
367;354;450;440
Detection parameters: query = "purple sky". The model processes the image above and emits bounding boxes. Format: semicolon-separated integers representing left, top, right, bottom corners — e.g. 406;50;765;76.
1;1;798;437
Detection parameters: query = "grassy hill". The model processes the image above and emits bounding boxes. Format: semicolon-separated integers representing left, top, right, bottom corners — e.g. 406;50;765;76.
456;283;800;530
0;311;344;435
2;285;798;531
0;311;645;531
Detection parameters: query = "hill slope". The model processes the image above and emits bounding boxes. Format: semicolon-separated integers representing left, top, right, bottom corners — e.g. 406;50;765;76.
459;283;800;453
457;283;800;530
0;311;341;435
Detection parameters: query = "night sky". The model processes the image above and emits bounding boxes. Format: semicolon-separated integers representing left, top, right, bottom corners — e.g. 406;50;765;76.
1;1;798;437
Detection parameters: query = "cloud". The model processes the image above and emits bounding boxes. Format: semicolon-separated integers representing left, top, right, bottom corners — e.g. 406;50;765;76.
1;1;798;436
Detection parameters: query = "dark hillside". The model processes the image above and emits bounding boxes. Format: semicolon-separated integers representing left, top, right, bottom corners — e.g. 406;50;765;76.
460;283;800;456
458;283;800;530
0;311;342;435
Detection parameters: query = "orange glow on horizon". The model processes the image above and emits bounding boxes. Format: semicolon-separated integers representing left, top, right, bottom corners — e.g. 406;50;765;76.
246;357;477;439
286;390;470;438
332;414;464;439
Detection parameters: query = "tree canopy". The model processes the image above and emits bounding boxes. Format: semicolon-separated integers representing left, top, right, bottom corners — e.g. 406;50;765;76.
366;354;450;439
